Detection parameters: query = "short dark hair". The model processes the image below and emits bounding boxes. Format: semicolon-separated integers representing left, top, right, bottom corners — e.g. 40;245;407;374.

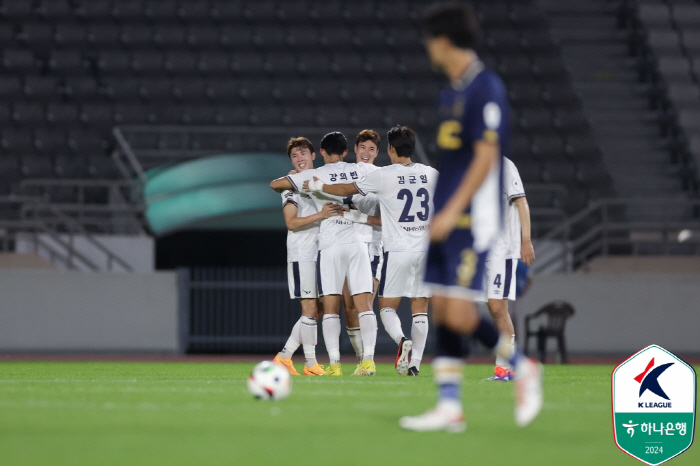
422;2;481;50
355;129;381;149
286;136;315;158
387;125;416;158
320;131;347;156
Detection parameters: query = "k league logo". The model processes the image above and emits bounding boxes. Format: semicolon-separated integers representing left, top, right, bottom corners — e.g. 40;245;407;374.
612;345;696;465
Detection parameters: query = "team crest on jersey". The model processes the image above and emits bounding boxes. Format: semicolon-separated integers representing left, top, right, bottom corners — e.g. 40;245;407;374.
612;345;696;465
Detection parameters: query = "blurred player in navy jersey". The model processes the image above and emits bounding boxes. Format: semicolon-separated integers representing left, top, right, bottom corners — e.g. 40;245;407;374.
399;2;542;432
273;137;341;376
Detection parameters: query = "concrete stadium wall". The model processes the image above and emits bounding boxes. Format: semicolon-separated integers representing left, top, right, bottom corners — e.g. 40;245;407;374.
0;270;179;352
515;273;700;354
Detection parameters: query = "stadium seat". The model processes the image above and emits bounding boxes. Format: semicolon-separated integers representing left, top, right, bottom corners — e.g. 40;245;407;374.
384;106;418;128
48;50;85;73
114;104;152;124
0;102;11;125
97;50;132;74
231;52;265;75
79;103;113;126
209;0;243;22
110;0;143;20
296;52;333;76
0;76;22;99
131;51;164;75
87;154;119;178
272;78;309;104
103;78;141;101
12;102;45;125
282;106;317;126
565;135;600;160
373;80;408;105
18;22;54;46
2;128;35;154
86;23;121;46
74;0;112;19
364;52;399;77
263;52;297;75
34;0;73;19
385;27;422;52
531;56;569;80
153;25;187;48
542;81;580;108
54;154;90;178
181;106;217;125
205;80;243;102
518;107;554;134
510;4;549;30
214;106;249;125
45;103;79;126
54;22;87;46
509;80;544;107
286;26;320;50
541;160;576;184
553;109;590;134
305;79;341;105
120;23;153;48
647;30;683;56
186;25;220;48
276;0;313;23
240;79;275;104
484;29;521;54
498;55;532;81
2;48;37;73
253;26;288;50
319;26;353;51
315;106;351;127
339;78;374;103
637;3;671;29
349;106;384;128
249;105;283;126
244;0;278;23
33;128;66;155
671;4;700;29
352;27;387;51
331;52;364;77
139;78;173;101
531;134;567;161
67;129;108;155
0;0;34;18
219;24;253;49
310;2;344;24
177;0;211;22
165;51;199;74
150;105;184;124
21;154;55;178
171;78;208;102
656;56;693;82
143;0;178;21
198;51;234;75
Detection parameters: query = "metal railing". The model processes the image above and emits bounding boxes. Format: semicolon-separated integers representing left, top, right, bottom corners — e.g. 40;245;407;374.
532;198;700;274
112;124;433;181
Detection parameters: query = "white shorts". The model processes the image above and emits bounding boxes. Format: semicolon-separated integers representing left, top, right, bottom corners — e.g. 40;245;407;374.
478;257;518;302
287;261;318;299
317;242;374;296
377;251;431;298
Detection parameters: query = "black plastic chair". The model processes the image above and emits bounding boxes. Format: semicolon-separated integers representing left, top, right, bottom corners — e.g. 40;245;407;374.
524;301;575;364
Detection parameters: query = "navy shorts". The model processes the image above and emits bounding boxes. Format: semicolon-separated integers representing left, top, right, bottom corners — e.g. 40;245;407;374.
424;228;489;300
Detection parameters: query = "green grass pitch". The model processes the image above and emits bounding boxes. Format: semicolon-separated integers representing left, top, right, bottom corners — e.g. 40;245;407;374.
0;362;697;466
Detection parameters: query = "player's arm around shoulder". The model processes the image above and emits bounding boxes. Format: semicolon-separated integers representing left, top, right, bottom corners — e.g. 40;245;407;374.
513;196;535;265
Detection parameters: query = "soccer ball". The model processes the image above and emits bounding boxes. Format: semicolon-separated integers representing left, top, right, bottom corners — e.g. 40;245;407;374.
247;361;292;400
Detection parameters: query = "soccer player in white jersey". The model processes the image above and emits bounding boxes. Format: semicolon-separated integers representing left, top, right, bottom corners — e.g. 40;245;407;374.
273;137;341;376
480;157;535;381
305;126;437;376
270;132;380;376
342;129;383;375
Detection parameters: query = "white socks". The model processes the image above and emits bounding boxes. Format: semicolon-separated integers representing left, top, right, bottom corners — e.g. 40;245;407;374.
279;318;301;358
347;327;363;363
322;314;341;365
379;307;405;344
300;316;317;367
495;333;516;370
410;313;429;370
358;310;377;361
